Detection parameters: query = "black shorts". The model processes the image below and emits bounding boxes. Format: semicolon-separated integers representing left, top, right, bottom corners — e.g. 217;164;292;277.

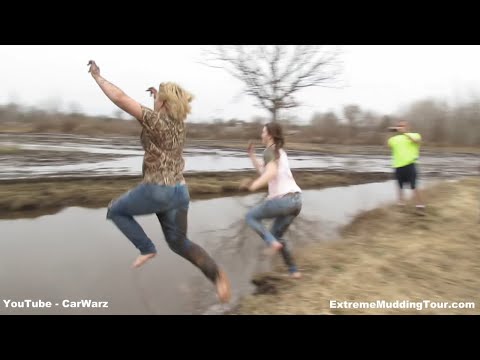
394;163;417;189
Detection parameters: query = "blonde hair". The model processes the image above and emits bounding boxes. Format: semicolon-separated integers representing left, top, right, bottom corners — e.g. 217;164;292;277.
156;82;194;121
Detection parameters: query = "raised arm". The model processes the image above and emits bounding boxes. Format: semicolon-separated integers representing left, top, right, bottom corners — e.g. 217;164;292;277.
402;132;421;144
248;142;264;175
88;60;143;121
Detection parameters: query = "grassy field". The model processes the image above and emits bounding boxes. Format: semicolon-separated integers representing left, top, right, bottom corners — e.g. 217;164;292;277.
235;177;480;315
0;170;391;219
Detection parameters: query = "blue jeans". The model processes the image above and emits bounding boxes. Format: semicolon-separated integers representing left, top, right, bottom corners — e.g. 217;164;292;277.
107;183;219;283
245;192;302;273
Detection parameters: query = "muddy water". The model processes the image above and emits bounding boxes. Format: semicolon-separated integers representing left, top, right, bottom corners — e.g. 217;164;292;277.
0;180;431;315
1;134;478;179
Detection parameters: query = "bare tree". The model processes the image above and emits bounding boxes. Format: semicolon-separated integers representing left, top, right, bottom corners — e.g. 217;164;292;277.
68;102;83;116
311;111;340;138
203;45;342;122
361;111;380;128
39;97;63;115
402;99;448;143
343;104;361;138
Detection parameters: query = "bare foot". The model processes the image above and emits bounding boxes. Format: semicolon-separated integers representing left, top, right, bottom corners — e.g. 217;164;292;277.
290;272;302;279
263;240;283;256
271;240;283;251
415;204;427;216
131;253;156;268
215;269;231;303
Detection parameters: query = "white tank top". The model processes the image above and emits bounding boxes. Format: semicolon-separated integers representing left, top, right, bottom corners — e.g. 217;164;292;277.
267;149;302;199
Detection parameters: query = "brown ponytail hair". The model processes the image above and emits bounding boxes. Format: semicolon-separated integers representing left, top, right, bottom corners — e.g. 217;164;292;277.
265;122;285;159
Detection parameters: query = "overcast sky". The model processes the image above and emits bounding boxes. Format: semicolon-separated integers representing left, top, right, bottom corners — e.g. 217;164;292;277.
1;45;479;123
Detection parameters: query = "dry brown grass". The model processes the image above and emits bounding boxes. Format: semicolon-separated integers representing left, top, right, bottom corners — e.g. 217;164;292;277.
237;177;480;314
0;170;390;219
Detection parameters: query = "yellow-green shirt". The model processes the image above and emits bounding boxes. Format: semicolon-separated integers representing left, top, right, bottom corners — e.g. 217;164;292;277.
388;133;421;168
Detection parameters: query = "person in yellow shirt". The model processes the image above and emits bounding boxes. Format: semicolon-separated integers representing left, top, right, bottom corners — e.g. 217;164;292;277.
387;120;425;209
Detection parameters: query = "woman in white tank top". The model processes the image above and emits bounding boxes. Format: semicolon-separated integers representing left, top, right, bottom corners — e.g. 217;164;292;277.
239;122;302;279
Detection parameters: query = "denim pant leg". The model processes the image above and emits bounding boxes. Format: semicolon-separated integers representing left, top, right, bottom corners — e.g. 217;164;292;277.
107;183;174;255
270;215;298;273
245;193;302;246
245;200;279;245
155;184;220;283
271;194;302;272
